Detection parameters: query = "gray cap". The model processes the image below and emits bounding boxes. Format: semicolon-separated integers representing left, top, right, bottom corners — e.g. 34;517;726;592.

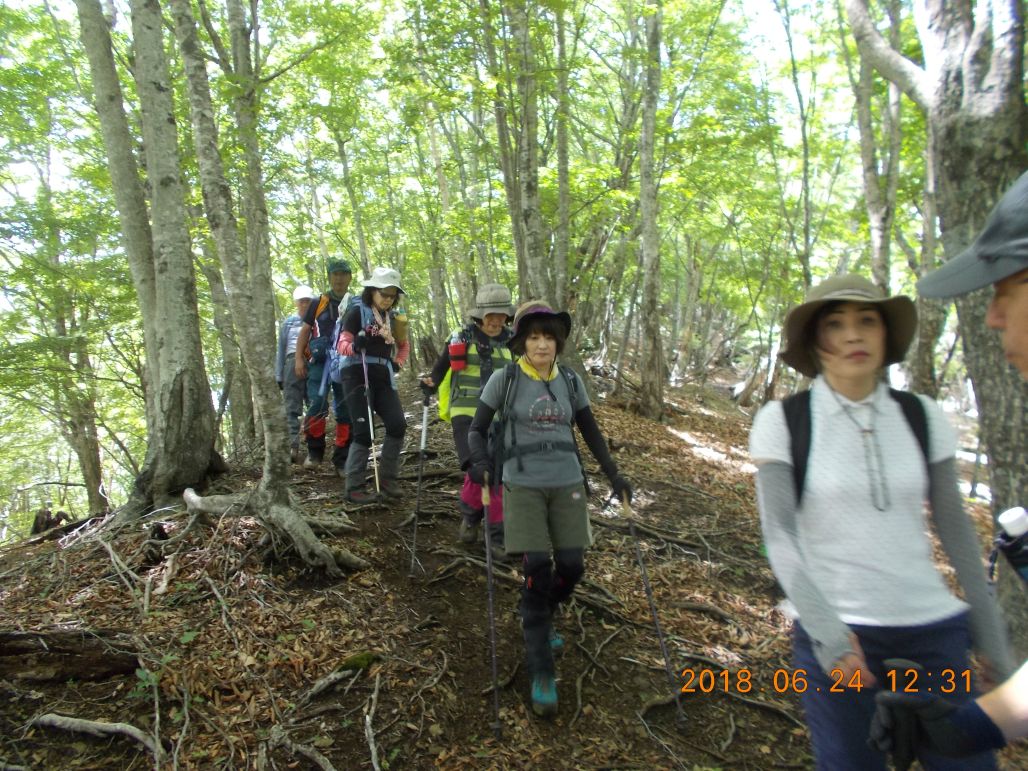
918;170;1028;298
470;283;515;321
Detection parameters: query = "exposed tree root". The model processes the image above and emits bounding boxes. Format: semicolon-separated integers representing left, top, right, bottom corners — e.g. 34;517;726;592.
183;487;368;573
28;713;163;760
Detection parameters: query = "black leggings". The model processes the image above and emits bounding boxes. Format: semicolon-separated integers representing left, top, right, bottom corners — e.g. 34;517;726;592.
342;364;406;445
519;549;585;676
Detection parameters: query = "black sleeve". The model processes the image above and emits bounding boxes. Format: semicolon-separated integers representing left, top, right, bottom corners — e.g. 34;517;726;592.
467;401;498;465
342;305;362;335
575;406;618;481
302;296;321;326
428;346;452;386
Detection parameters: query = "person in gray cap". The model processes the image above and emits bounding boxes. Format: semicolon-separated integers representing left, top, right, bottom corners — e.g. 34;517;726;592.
294;260;354;475
421;283;516;556
917;169;1028;379
870;171;1028;762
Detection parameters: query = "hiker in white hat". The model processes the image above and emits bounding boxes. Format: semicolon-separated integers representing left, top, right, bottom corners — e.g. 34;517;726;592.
277;284;316;462
335;267;409;504
749;274;1013;769
421;283;516;557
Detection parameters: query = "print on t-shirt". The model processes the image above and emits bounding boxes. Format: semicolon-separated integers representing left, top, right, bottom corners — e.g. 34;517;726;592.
528;392;568;432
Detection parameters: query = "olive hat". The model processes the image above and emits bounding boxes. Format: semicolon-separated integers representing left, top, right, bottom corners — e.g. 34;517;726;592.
781;274;917;377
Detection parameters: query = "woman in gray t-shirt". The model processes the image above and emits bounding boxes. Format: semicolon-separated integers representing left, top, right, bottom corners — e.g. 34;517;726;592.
467;301;632;719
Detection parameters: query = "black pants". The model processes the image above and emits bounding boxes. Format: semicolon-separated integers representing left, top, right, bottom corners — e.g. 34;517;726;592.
342;364;406;446
520;549;584;677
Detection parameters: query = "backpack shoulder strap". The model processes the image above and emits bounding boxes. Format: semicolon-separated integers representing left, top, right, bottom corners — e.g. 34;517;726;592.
888;389;929;466
315;294;330;320
781;390;812;503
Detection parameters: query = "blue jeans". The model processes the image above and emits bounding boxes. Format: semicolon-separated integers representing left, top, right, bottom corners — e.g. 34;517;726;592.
792;613;994;770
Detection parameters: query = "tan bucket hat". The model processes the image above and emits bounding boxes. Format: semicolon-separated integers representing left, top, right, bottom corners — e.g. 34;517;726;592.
781;274;917;377
470;283;515;321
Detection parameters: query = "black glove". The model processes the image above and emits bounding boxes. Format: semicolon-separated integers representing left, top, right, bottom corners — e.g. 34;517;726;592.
351;333;368;353
419;380;436;397
611;475;633;504
869;690;1003;763
391;360;400;373
468;459;490;485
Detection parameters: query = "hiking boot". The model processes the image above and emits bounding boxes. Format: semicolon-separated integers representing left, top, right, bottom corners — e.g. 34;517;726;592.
379;479;403;499
345;487;380;505
549;626;564;651
290;446;301;464
458;516;480;544
333;465;346;480
487;524;507;561
530;675;558;717
303;454;322;469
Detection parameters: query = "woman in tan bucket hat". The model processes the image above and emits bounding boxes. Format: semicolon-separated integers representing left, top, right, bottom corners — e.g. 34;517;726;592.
748;274;1012;769
421;283;517;557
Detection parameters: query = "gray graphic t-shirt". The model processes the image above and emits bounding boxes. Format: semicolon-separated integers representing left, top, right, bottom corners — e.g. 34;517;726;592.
480;364;590;488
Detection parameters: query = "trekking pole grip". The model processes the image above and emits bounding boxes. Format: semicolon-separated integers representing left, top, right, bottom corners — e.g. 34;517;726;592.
481;472;490;507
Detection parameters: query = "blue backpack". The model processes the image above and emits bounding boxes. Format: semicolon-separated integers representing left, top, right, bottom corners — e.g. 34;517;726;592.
319;294;361;394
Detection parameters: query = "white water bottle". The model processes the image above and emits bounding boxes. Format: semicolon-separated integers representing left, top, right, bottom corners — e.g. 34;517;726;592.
997;507;1028;586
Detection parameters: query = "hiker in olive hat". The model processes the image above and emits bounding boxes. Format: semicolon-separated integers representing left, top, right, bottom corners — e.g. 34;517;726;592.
422;283;516;556
295;259;354;475
465;301;632;718
749;273;1012;768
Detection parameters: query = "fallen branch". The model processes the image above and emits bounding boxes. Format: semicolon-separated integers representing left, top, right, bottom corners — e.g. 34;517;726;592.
364;672;382;771
28;713;163;760
267;725;336;771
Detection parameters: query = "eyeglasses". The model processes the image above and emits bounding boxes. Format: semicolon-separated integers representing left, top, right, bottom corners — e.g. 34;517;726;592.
378;290;398;300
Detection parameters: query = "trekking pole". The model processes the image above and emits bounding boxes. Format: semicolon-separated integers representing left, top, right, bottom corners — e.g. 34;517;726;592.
481;473;502;741
359;341;380;494
408;390;431;577
623;493;686;726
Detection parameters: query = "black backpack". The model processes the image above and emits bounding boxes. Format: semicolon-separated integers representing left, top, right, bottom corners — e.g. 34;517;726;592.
782;388;929;503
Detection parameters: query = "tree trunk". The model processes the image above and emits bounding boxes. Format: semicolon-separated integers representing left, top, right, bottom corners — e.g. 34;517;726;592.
477;0;525;274
198;249;255;458
169;0;361;574
554;6;570;306
510;2;551;302
72;0;160;442
637;0;664;420
128;0;218;509
848;0;1028;655
332;132;373;277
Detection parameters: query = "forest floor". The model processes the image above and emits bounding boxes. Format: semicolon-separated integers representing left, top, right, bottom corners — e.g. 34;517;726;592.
1;372;1025;770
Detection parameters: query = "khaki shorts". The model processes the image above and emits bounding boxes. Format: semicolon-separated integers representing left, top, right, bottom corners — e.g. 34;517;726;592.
502;483;592;553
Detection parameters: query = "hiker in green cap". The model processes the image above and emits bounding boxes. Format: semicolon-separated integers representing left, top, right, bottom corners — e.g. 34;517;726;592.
294;260;353;476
